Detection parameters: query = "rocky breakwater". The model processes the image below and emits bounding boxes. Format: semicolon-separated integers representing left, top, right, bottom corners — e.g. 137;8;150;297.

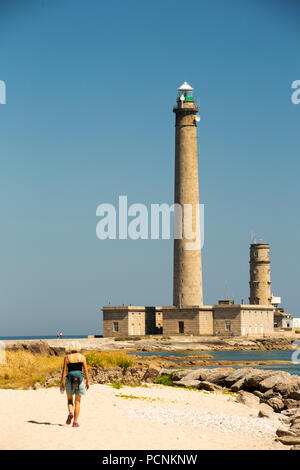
168;367;300;448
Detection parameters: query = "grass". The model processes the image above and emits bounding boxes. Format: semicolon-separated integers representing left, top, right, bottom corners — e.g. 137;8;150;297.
114;336;141;342
115;393;157;402
0;350;136;389
111;381;124;389
85;351;135;369
154;373;174;387
0;350;63;389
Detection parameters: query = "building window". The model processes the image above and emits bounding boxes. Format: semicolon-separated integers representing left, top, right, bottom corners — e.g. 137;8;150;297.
225;321;231;331
113;322;119;332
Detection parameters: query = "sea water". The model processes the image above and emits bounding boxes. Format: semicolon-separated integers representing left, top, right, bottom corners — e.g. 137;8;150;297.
130;349;300;376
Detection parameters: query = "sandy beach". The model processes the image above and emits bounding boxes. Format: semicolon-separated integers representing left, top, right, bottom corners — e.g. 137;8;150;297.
0;383;288;450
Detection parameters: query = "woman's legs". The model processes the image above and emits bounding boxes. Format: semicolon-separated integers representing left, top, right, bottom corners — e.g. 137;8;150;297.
67;395;74;414
74;395;81;423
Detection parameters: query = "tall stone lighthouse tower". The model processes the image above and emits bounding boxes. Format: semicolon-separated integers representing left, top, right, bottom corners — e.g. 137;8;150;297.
173;82;203;307
249;243;272;305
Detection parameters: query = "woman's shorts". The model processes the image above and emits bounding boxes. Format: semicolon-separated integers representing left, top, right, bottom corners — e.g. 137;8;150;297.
65;375;85;396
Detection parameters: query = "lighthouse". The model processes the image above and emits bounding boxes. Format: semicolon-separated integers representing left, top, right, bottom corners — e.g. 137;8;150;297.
173;82;203;307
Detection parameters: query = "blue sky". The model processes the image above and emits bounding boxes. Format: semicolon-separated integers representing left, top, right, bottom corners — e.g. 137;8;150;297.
0;0;299;335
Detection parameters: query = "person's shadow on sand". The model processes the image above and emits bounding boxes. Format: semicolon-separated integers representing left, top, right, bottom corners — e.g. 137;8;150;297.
27;420;64;427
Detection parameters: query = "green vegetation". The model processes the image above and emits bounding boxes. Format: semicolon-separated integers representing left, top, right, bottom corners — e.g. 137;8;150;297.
222;390;237;397
111;381;124;389
116;393;157;401
155;373;174;386
85;351;135;369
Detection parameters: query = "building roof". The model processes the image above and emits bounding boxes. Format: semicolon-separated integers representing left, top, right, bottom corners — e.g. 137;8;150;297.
178;81;193;91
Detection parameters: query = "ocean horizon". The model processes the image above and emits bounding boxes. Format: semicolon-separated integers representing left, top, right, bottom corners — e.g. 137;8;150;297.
0;335;89;341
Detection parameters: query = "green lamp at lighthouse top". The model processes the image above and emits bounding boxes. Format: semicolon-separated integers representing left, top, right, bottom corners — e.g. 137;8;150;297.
177;81;194;101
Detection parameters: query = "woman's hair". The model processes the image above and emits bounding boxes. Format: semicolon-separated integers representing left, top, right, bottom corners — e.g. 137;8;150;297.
65;341;82;353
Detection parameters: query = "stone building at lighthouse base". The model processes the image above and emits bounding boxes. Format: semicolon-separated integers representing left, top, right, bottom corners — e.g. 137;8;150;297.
102;302;275;337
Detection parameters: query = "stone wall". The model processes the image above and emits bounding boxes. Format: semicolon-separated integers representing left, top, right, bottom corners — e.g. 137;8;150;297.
213;305;274;336
162;307;201;335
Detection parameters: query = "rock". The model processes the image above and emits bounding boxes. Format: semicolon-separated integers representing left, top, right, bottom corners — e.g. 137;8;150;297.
291;445;300;450
224;368;253;387
142;367;160;383
277;436;300;446
184;369;206;381
243;370;276;390
231;376;251;392
258;403;275;418
274;377;300;397
32;382;43;390
261;389;281;401
204;368;234;385
283;399;300;409
267;397;285;412
290;416;300;426
281;408;300;417
197;381;222;392
259;373;291;392
276;426;297;437
289;391;300;401
171;370;190;381
236;390;260;407
253;390;265;399
176;379;201;388
290;424;300;435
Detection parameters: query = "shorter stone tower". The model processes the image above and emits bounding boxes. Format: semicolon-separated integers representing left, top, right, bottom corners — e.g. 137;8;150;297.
249;243;271;305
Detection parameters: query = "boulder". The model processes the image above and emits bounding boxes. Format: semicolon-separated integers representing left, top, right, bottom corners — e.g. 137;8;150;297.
267;396;285;412
203;368;234;386
276;426;297;437
197;381;222;392
142;367;160;383
259;373;291;392
224;368;253;387
176;379;201;388
274;377;300;397
171;370;190;382
290;424;300;435
283;399;300;410
277;436;300;446
258;403;275;418
281;408;300;417
184;369;206;381
236;390;260;408
262;389;279;400
289;391;300;401
253;390;265;399
243;370;276;390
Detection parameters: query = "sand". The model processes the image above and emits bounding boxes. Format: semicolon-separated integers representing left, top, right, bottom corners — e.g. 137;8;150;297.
0;383;288;450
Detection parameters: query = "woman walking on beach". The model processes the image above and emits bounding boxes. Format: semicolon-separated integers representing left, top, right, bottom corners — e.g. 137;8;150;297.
60;342;90;427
